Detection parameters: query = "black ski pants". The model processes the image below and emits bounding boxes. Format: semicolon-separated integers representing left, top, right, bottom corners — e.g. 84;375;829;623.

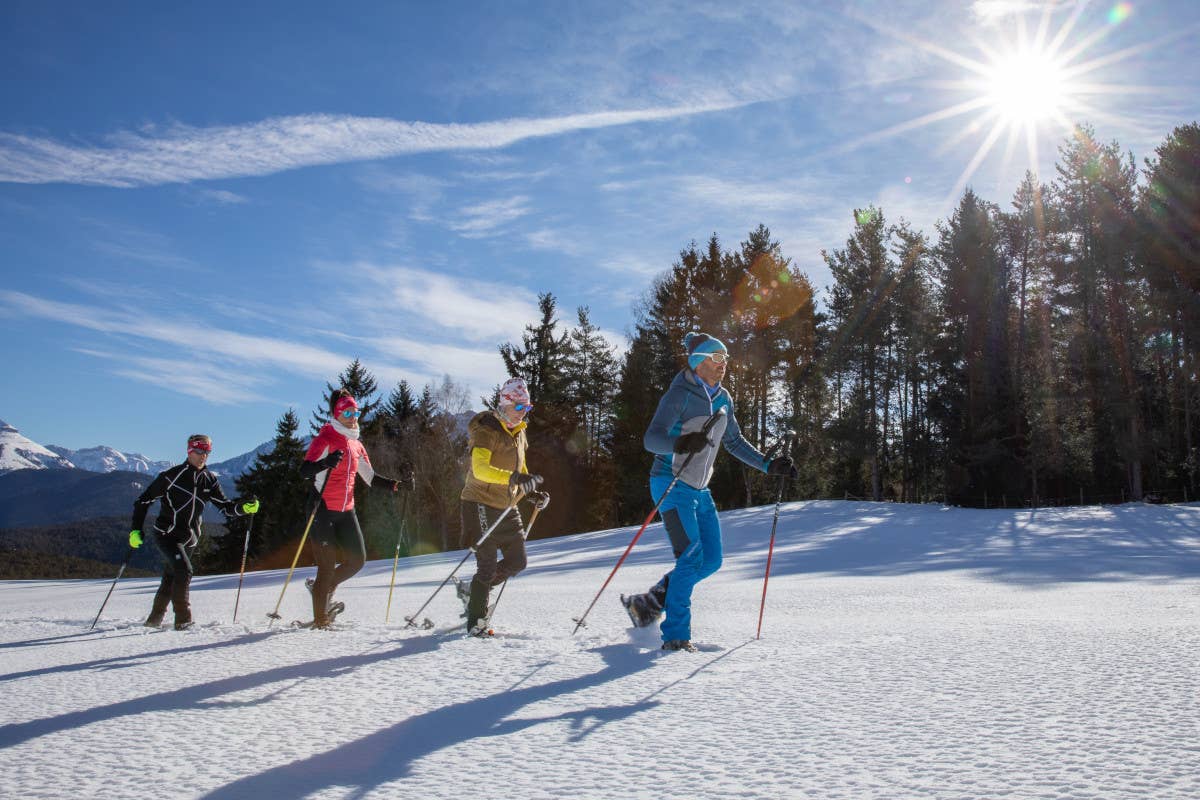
462;500;527;627
309;507;366;623
149;533;194;626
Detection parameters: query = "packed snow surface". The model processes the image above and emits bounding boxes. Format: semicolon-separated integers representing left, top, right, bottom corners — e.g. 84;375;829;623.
2;501;1198;799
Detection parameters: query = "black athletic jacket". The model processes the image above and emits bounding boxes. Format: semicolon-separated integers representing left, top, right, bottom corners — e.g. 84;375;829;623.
131;463;246;547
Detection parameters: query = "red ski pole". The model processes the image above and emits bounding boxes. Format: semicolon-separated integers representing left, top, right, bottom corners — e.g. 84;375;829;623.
757;431;795;640
572;408;726;634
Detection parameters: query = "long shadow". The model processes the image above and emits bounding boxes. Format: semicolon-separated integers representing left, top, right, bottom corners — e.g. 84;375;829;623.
202;642;675;799
0;632;445;748
0;630;279;684
742;501;1200;583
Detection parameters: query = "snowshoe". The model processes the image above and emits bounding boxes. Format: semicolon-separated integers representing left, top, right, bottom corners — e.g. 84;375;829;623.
621;592;662;628
293;601;345;630
467;618;494;638
661;639;697;653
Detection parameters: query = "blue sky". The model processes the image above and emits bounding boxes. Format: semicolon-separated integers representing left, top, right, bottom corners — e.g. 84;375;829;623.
2;0;1197;463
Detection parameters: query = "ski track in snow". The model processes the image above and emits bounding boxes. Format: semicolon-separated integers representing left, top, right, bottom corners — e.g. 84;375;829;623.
1;501;1199;799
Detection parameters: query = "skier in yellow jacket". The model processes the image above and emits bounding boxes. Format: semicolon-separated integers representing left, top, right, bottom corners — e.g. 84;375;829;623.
458;377;548;635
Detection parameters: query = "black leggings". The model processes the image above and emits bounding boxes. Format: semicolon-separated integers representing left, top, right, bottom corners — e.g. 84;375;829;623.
309;507;366;621
150;534;194;626
461;501;527;625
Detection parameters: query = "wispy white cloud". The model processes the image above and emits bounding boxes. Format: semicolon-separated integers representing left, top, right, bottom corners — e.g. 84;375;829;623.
0;290;351;379
74;347;269;405
353;263;539;342
447;195;533;237
194;188;249;205
0;101;748;188
524;227;586;256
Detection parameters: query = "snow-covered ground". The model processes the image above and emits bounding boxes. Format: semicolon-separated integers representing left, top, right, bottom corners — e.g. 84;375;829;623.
2;501;1198;800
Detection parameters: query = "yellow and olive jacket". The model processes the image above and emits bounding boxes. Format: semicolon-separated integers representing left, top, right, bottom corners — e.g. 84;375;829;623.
460;410;529;509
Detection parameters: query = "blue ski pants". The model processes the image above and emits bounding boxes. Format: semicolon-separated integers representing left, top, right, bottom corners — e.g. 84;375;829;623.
650;475;723;643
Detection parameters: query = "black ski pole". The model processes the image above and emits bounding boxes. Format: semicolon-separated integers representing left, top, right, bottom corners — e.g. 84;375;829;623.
232;514;255;623
402;492;521;629
571;407;726;634
90;547;134;630
757;430;796;640
384;492;412;623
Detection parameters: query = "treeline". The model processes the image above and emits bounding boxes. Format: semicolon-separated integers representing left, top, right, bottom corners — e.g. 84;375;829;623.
222;121;1198;571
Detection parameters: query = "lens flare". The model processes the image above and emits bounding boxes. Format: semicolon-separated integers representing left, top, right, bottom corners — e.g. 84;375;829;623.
1108;3;1133;25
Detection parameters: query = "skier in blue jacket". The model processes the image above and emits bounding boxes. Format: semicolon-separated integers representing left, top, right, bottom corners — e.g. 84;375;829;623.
623;331;796;652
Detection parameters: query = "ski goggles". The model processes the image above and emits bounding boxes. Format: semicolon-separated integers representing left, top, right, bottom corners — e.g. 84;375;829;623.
698;352;730;365
187;439;213;454
514;403;534;413
340;408;362;419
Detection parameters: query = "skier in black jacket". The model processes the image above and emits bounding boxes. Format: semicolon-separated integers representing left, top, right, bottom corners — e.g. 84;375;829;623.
129;434;260;629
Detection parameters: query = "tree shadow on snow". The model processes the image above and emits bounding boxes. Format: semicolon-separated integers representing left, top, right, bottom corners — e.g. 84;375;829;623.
716;501;1200;585
0;632;445;749
201;642;667;800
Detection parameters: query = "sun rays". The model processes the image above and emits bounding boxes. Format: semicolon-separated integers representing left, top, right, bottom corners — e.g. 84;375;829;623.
843;2;1190;203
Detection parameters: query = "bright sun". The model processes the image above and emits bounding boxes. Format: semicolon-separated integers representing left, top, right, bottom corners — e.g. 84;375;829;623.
839;3;1153;202
985;49;1071;126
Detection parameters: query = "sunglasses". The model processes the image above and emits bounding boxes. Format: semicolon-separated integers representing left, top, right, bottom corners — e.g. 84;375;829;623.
188;442;212;455
514;403;534;413
340;408;362;419
699;352;730;365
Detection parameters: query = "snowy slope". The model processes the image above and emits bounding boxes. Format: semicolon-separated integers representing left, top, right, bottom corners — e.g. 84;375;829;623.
0;419;74;473
45;444;172;475
1;501;1198;800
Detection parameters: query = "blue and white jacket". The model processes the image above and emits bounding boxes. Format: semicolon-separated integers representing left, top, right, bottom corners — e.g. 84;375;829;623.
644;369;769;490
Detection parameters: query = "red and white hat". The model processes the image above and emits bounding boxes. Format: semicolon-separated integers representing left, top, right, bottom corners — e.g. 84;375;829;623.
334;394;359;417
499;377;531;407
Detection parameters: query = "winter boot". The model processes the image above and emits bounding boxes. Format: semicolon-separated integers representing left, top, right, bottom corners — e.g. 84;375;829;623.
465;577;491;634
174;621;195;631
661;639;697;653
144;612;165;628
620;592;663;628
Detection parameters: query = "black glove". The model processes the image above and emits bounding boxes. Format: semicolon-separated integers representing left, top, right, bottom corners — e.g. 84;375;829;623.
767;456;797;478
672;431;709;454
509;472;543;493
528;490;550;510
320;450;344;470
395;463;416;491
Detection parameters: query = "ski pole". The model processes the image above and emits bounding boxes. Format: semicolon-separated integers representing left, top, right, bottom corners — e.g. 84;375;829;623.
267;469;332;626
384;492;412;623
231;514;255;623
757;431;796;640
486;503;542;623
402;491;521;629
90;547;134;630
572;408;726;634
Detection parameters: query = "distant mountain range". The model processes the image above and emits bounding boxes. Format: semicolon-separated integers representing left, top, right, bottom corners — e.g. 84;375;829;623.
0;419;274;528
0;418;272;483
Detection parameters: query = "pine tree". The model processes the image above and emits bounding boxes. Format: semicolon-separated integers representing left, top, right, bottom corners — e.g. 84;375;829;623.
1140;122;1200;499
229;409;310;570
310;358;381;435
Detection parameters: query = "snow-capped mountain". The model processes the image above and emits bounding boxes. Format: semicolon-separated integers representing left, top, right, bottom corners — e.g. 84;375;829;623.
46;444;172;475
0;419;75;473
